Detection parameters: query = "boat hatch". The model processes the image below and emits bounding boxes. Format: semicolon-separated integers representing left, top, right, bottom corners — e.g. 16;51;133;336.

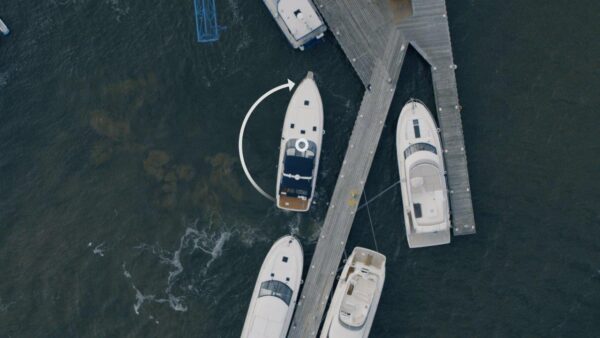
414;203;422;218
259;280;293;305
413;119;421;138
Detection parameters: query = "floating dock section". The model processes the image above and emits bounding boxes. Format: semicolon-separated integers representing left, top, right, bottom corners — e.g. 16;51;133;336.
288;0;475;337
194;0;220;42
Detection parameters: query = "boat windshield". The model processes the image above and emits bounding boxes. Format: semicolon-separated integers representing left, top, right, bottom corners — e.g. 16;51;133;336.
280;139;316;198
258;280;293;306
403;142;437;159
285;139;317;159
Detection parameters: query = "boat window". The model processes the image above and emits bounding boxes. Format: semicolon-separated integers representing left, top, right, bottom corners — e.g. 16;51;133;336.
312;126;317;131
304;100;310;106
403;142;437;159
291;123;295;129
301;130;306;134
282;256;288;262
259;280;293;305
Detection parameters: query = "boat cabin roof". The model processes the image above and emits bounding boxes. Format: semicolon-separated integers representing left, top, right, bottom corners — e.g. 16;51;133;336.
409;163;446;229
277;0;324;41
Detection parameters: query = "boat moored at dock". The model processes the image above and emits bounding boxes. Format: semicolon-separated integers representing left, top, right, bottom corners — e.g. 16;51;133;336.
262;0;326;50
320;247;386;338
276;71;323;212
241;235;303;338
0;18;10;36
396;99;451;248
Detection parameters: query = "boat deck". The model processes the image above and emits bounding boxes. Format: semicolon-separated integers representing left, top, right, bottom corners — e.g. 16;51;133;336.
278;195;310;211
288;0;475;337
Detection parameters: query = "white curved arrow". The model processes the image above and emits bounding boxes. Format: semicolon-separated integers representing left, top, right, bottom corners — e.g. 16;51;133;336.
239;79;295;201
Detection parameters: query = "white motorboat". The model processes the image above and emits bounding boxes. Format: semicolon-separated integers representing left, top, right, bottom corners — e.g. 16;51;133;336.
396;99;451;248
262;0;327;50
241;235;303;338
321;247;386;338
0;18;9;36
276;71;323;212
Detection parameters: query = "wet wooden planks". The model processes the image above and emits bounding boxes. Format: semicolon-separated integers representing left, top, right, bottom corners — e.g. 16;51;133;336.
288;32;406;338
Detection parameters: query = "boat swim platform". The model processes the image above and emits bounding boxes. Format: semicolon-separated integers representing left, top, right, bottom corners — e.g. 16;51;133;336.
288;1;475;337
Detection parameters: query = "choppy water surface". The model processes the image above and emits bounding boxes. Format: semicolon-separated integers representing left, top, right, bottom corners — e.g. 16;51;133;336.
0;0;599;336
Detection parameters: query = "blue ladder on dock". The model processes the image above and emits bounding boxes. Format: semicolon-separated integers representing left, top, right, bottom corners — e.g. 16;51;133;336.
194;0;220;42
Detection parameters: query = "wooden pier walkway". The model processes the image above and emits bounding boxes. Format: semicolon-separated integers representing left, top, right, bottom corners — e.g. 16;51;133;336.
288;1;475;337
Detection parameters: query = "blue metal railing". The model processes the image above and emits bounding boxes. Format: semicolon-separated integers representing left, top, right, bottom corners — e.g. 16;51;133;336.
194;0;220;42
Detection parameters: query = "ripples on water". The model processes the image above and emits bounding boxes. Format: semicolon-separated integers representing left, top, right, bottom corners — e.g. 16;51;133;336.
0;0;599;336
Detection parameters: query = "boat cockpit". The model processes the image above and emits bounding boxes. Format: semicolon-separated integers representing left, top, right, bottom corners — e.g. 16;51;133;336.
280;139;316;199
339;271;377;329
408;162;446;232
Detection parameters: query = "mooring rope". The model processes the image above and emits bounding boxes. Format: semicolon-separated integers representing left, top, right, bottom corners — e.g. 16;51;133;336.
357;180;400;211
363;189;379;252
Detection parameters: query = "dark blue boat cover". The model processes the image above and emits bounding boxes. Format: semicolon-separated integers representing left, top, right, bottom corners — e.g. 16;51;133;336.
280;155;314;198
283;156;313;176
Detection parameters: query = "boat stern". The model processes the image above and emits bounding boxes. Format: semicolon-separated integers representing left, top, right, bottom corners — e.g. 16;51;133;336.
277;194;310;212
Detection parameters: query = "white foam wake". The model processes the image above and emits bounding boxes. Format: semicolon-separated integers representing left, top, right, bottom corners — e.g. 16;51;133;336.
92;242;106;257
124;220;231;315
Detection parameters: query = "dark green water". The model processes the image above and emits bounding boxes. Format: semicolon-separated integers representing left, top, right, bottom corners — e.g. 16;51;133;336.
1;0;599;337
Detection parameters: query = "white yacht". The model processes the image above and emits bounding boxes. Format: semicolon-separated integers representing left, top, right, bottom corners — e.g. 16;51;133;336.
276;71;323;212
321;247;386;338
0;18;9;36
396;99;451;248
262;0;327;50
241;235;303;338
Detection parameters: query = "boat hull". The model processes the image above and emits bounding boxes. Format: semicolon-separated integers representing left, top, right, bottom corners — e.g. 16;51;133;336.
241;235;304;338
0;18;9;36
276;71;323;212
396;99;451;248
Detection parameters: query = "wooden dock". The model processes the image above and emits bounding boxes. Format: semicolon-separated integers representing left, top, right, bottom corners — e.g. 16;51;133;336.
288;1;475;337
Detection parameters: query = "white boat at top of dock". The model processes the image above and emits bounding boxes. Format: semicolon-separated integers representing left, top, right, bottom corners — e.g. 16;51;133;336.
276;71;323;212
321;247;386;338
241;235;303;338
262;0;326;50
396;99;451;248
0;18;10;36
